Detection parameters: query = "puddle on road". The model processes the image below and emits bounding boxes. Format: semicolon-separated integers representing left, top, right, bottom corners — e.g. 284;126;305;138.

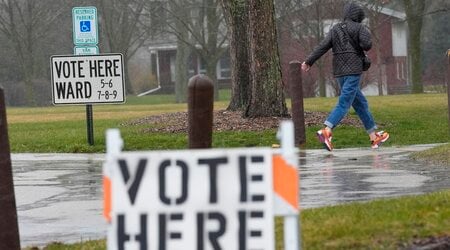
12;154;106;247
299;145;450;208
11;146;450;247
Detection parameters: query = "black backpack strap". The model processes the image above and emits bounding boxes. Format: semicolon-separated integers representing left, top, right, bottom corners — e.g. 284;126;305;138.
340;22;363;55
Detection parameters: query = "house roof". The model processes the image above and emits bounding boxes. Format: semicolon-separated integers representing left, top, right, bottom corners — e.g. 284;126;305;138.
148;42;229;51
148;43;177;51
367;6;406;20
298;0;406;20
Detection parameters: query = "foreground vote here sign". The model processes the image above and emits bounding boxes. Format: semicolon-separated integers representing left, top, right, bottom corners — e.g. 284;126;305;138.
51;54;125;105
105;148;275;250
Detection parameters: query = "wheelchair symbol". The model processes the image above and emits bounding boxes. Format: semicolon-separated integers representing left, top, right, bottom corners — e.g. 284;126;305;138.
80;21;91;32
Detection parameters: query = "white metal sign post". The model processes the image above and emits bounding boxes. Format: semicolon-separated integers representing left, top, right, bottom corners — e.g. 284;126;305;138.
72;6;99;145
51;54;125;105
73;6;98;145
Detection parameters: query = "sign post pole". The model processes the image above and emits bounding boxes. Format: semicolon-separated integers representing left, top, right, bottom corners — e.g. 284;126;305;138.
72;6;99;145
278;120;301;250
86;105;94;145
50;53;126;147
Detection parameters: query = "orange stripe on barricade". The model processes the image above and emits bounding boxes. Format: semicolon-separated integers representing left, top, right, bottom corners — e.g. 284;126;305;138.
103;176;112;222
273;155;299;210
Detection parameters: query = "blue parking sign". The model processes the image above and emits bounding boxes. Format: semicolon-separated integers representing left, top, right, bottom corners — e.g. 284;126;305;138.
72;7;98;45
80;21;91;32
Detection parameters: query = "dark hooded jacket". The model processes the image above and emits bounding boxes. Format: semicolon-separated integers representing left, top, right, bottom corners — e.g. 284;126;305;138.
305;2;372;77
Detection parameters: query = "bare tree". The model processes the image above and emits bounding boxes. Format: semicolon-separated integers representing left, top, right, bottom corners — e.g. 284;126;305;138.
99;0;151;95
167;0;191;102
276;0;341;97
0;0;67;105
421;0;450;88
403;0;425;93
245;0;288;117
360;0;396;96
220;0;251;111
162;0;228;101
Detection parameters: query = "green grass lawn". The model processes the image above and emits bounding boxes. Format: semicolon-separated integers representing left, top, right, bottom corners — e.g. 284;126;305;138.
300;190;450;249
6;92;449;152
411;143;450;166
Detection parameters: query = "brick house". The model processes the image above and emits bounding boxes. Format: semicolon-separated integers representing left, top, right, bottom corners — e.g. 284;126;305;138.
278;3;409;96
145;3;408;96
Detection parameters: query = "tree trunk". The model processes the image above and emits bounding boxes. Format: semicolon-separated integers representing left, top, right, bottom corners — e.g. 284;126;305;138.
245;0;288;117
169;0;191;103
375;41;384;96
404;0;425;93
99;0;147;95
367;5;384;96
317;61;326;97
206;0;221;100
175;40;190;103
221;0;251;111
205;58;220;100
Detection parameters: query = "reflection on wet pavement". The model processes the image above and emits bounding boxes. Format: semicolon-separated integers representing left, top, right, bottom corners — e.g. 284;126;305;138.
12;154;105;247
299;145;450;208
11;145;450;247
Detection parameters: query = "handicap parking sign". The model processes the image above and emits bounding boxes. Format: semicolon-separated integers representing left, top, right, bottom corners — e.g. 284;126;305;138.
72;7;98;45
80;21;91;32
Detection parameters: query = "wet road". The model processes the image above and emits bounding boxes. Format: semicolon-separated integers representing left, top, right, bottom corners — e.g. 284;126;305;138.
12;154;105;248
11;144;450;247
299;144;450;208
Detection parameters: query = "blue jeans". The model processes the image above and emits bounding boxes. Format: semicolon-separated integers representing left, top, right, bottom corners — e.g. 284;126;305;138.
324;74;377;134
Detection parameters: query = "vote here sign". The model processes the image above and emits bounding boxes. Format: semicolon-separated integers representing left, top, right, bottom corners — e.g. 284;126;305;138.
51;54;125;105
105;148;275;250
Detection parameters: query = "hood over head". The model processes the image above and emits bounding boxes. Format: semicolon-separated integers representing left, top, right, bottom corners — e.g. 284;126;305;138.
343;2;365;23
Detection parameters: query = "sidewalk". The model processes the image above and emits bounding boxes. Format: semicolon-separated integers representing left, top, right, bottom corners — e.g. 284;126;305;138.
11;144;450;247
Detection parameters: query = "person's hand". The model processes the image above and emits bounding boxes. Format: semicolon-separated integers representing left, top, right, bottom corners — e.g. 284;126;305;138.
301;62;310;72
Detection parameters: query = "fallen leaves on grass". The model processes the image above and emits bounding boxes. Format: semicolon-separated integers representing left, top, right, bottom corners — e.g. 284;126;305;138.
122;110;361;133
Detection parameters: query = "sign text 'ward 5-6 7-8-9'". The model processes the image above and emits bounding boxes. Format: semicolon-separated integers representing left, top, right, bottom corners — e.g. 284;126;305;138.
51;54;125;105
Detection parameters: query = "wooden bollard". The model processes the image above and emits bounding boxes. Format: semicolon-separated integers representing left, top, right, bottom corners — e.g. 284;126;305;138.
289;61;306;146
0;88;21;250
188;75;214;149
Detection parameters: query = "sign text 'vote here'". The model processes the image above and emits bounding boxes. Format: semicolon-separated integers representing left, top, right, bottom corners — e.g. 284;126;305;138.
106;149;275;250
51;54;125;105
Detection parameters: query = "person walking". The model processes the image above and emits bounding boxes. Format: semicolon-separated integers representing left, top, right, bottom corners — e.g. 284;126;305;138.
301;1;389;151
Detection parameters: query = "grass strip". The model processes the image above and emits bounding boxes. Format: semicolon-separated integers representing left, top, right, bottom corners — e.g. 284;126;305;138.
7;93;449;153
410;143;450;166
301;190;450;249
